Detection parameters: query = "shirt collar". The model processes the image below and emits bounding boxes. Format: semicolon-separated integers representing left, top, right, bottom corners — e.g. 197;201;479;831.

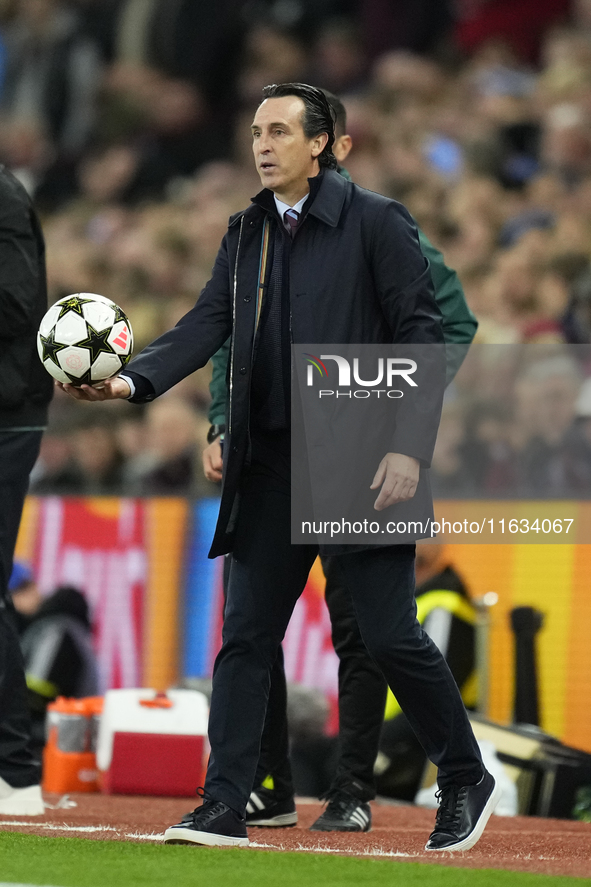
251;169;346;228
274;193;309;220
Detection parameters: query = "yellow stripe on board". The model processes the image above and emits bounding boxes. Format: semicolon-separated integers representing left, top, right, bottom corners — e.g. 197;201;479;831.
564;545;591;752
142;499;188;691
512;544;574;739
307;556;327;598
14;496;40;563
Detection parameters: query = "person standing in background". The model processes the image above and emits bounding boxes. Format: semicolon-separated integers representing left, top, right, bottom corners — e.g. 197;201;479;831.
0;163;52;815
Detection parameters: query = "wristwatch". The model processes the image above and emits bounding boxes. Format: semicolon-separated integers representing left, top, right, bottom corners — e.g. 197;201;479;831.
207;424;226;444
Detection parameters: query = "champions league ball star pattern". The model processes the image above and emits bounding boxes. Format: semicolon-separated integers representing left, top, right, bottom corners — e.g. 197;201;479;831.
37;293;134;386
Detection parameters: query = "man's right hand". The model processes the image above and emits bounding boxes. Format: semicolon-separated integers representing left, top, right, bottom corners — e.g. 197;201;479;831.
202;439;223;483
56;377;131;401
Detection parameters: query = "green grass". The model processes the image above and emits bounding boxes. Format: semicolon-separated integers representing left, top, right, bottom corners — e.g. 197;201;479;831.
0;833;587;887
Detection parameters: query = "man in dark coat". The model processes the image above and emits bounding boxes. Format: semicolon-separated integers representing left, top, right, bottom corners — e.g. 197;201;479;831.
204;91;478;833
0;165;53;816
60;83;498;851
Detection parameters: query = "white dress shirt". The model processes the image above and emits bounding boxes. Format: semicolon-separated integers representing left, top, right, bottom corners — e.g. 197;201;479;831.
274;194;309;231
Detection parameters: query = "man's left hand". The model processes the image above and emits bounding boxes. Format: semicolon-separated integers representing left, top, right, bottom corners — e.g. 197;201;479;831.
370;453;420;511
202;439;223;483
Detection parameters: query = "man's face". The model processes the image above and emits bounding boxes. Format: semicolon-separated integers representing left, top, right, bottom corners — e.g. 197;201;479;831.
251;96;326;199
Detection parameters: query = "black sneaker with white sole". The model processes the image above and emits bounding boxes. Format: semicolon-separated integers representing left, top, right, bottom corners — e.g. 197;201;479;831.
164;796;249;847
309;789;371;832
425;770;500;852
246;786;298;827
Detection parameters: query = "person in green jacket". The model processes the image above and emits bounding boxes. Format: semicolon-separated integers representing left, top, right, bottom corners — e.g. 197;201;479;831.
202;91;477;833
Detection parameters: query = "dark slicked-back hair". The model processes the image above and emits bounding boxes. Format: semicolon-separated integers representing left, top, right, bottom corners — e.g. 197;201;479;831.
261;82;337;170
321;89;347;137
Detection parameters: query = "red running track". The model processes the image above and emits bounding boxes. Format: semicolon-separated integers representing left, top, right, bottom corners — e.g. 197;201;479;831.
1;794;591;878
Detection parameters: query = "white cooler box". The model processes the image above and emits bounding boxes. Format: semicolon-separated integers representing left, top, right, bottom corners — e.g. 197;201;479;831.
97;688;209;797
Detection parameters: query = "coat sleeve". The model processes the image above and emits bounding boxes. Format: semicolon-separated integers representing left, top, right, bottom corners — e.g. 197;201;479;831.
125;232;234;400
0;174;41;339
370;200;445;466
208;338;231;425
370;200;443;345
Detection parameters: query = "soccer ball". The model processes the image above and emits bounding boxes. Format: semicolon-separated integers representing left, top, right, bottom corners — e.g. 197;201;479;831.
37;293;134;386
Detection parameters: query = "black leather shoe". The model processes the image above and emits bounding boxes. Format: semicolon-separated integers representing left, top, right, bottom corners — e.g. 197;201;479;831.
425;770;500;852
246;785;297;827
164;794;249;846
310;789;371;832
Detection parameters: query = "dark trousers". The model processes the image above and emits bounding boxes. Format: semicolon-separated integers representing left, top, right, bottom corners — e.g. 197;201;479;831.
253;646;293;795
204;461;483;815
323;557;388;800
0;430;43;787
253;560;387;801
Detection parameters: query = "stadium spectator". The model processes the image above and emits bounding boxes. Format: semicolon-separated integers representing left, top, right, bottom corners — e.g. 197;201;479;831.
563;375;591;492
0;0;102;155
454;0;571;64
361;0;453;58
128;396;206;496
238;24;310;104
69;415;126;495
29;415;80;494
431;404;473;497
516;354;583;495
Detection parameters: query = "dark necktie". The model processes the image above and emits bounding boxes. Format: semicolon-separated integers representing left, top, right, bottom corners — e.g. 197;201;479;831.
284;208;299;238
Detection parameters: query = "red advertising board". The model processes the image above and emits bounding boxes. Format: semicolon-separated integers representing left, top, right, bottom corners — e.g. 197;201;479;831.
16;497;187;693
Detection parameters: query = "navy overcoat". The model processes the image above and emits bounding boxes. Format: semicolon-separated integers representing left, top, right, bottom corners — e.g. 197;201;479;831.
127;169;444;556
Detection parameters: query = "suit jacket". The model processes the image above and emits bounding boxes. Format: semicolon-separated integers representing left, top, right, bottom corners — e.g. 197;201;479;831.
127;169;444;557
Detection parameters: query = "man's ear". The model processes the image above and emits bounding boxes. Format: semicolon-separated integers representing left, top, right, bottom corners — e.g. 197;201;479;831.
311;131;329;159
334;134;352;164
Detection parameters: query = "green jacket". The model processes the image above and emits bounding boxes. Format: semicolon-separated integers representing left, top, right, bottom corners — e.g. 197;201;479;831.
208;171;476;426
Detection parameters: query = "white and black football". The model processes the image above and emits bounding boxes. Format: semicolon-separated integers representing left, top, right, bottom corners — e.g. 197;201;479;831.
37;293;134;386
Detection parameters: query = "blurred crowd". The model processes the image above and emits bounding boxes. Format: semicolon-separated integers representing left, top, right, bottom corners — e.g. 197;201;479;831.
4;0;591;496
434;345;591;497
